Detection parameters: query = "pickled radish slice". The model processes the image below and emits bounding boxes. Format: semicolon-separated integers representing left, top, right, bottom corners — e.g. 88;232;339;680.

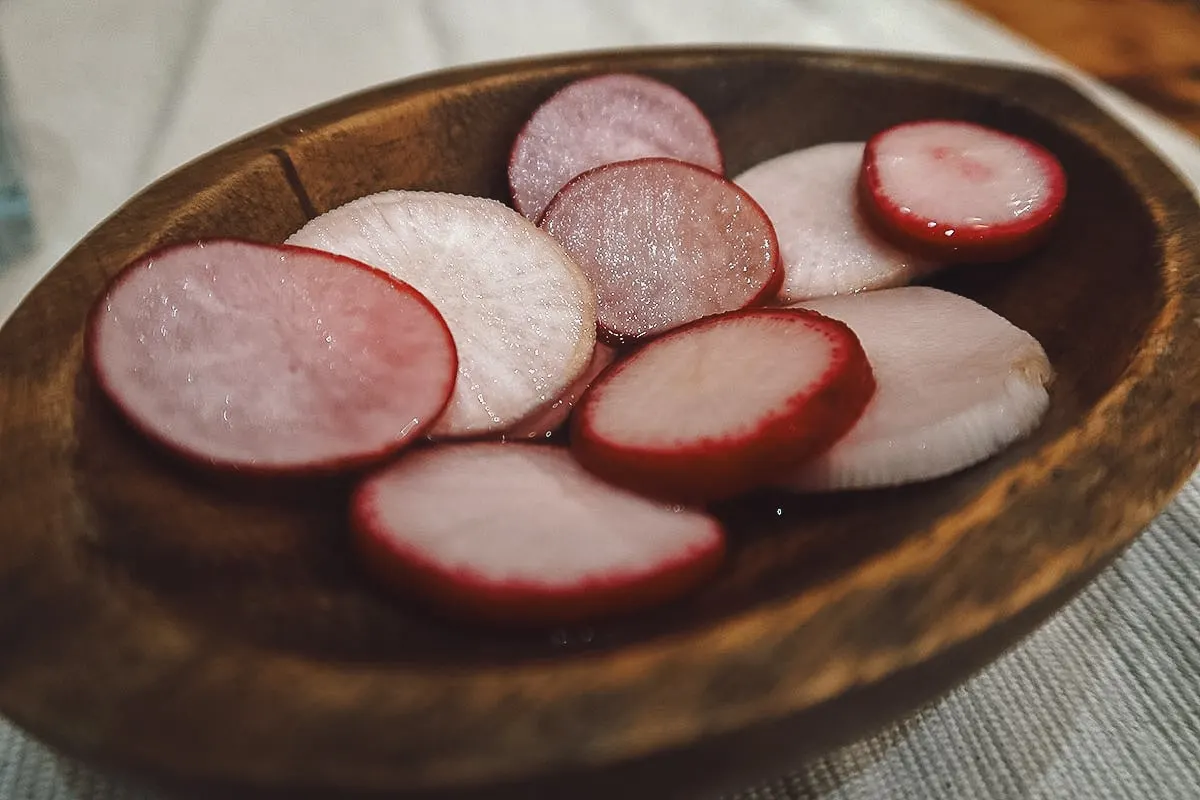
509;72;723;222
859;120;1066;262
87;240;457;475
572;308;874;502
541;157;781;342
352;443;725;625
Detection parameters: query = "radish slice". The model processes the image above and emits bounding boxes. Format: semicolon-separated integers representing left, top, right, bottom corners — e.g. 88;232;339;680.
571;308;875;502
735;142;940;302
541;157;781;342
508;72;723;222
781;286;1053;491
86;240;457;475
352;443;725;625
287;191;597;438
859;120;1067;262
506;343;617;440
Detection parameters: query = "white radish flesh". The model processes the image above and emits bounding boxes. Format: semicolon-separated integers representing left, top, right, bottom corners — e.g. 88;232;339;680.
87;240;457;474
540;157;781;341
508;72;723;222
287;190;596;438
781;286;1053;491
352;443;725;625
734;142;940;302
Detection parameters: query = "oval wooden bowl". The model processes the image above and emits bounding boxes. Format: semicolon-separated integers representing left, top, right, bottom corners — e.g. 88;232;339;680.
2;46;1200;800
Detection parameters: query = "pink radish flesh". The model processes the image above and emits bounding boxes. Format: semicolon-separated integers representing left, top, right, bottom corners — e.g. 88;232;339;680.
509;72;723;222
288;190;597;438
352;443;725;625
572;308;875;502
87;240;457;474
782;286;1052;491
506;343;617;440
860;120;1066;262
541;157;781;341
735;142;940;302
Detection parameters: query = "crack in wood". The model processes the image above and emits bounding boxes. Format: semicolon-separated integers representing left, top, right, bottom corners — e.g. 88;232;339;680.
269;147;317;220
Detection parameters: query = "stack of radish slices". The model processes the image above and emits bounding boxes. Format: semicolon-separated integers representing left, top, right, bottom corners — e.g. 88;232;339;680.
86;73;1063;626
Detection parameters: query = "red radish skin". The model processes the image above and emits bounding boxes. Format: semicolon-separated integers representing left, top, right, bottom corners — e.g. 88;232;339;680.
351;444;725;626
506;343;618;440
287;190;597;438
541;157;782;343
508;72;724;222
859;120;1067;263
86;239;457;476
571;308;875;503
735;142;941;302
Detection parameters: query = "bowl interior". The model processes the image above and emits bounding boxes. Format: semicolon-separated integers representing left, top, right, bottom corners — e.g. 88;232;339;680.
67;53;1159;666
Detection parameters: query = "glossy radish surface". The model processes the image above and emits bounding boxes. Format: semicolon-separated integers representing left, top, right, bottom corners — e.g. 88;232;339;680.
352;443;725;625
572;308;875;502
287;190;596;438
782;286;1053;491
541;157;781;342
508;72;723;222
87;240;457;475
859;120;1066;262
735;142;940;301
506;343;618;440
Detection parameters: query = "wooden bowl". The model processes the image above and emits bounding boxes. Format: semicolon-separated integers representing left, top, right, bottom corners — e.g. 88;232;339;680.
2;46;1200;800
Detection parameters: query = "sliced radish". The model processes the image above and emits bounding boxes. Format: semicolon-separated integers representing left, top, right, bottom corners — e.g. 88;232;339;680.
781;286;1053;491
506;342;618;440
508;72;723;222
571;308;875;503
540;157;781;342
86;240;457;475
351;443;725;625
735;142;940;302
859;120;1067;262
287;190;596;438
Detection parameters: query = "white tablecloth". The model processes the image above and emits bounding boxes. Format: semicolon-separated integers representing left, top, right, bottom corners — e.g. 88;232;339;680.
1;1;1199;798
